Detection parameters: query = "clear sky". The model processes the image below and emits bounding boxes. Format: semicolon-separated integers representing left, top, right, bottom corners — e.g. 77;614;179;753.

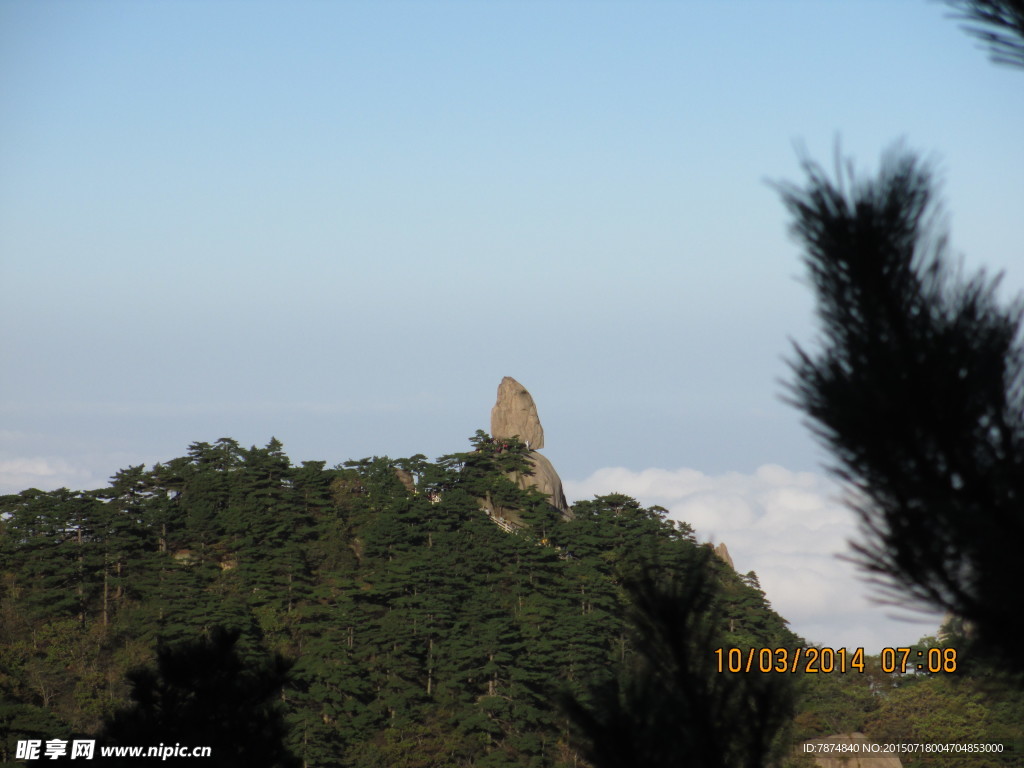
2;0;1022;653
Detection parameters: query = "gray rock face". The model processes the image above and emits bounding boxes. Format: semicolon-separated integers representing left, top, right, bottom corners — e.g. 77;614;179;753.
489;377;569;517
393;468;416;494
491;376;545;450
714;542;734;570
513;451;569;516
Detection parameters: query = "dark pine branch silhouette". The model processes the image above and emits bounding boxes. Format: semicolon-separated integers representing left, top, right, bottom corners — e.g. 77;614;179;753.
943;0;1024;68
562;551;794;768
99;627;300;767
776;147;1024;674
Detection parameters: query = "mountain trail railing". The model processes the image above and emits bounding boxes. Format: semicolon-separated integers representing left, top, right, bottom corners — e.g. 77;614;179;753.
483;507;570;559
485;509;518;534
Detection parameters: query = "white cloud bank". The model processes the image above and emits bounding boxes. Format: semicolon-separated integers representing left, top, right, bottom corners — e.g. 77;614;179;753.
565;465;942;653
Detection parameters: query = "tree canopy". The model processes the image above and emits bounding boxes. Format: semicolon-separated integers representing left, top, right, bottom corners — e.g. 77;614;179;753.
0;434;798;767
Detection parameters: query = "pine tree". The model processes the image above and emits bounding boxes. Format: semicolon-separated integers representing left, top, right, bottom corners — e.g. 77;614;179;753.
99;627;300;767
563;551;796;768
776;148;1024;674
942;0;1024;68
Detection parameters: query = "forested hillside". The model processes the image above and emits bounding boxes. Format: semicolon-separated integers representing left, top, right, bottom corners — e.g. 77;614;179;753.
0;432;799;766
3;433;1021;767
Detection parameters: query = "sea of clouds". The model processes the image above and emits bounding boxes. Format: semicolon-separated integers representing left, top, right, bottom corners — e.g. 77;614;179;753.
565;464;942;653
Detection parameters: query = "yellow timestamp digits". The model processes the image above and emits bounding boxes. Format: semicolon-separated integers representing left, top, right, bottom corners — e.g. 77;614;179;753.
713;647;866;673
714;647;959;674
879;647;957;673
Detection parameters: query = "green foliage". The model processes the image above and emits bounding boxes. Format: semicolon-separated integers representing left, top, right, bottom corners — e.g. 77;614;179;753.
0;433;810;767
99;627;299;767
864;673;1024;768
789;637;1024;767
791;664;881;741
563;554;797;768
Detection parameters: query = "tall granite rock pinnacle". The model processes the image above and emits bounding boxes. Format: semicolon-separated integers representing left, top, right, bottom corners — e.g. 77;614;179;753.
490;377;569;517
491;376;545;450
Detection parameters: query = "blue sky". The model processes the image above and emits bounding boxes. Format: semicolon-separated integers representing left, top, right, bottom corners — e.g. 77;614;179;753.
2;0;1022;651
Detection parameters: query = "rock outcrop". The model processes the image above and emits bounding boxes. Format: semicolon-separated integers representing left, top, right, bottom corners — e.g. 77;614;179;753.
714;542;734;570
394;468;416;494
798;733;902;768
490;377;569;518
491;376;545;450
510;451;569;517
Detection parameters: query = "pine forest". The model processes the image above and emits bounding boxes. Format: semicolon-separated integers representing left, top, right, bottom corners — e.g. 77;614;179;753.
1;433;1021;767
